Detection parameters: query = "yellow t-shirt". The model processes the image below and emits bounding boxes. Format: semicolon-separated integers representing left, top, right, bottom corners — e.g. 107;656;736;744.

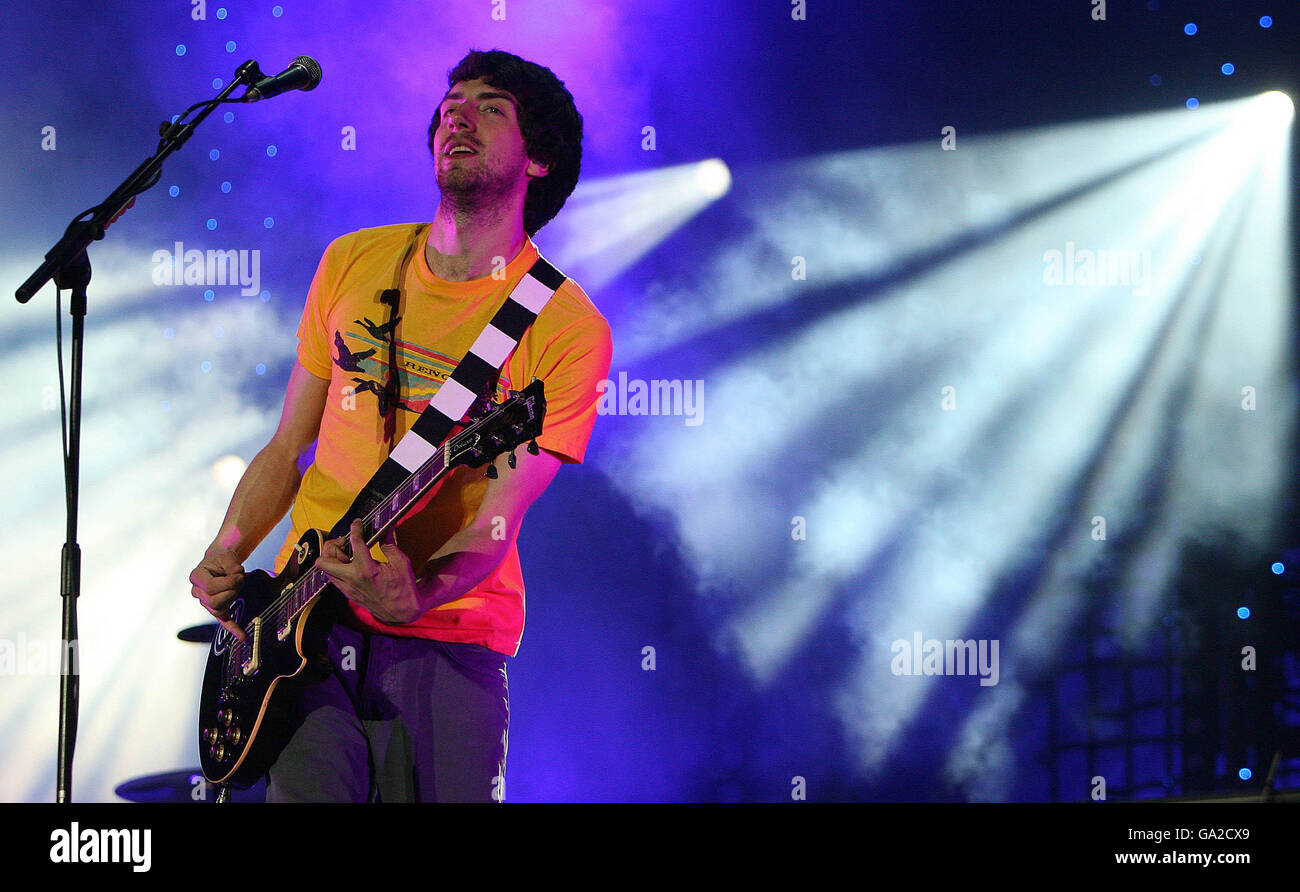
274;222;612;656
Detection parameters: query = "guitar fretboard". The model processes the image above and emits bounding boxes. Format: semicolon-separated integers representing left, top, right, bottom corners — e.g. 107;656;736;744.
217;380;542;686
221;442;453;684
300;443;451;614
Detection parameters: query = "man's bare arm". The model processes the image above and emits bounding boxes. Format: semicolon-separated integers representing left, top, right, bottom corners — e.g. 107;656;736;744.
189;360;330;635
417;444;562;608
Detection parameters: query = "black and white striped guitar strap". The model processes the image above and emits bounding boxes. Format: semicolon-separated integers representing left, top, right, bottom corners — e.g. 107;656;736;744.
329;246;566;538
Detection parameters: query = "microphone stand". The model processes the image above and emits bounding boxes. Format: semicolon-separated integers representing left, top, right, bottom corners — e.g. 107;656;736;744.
15;59;265;802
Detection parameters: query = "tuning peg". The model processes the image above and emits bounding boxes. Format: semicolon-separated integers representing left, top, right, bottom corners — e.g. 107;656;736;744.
507;450;517;469
485;464;498;479
527;439;539;455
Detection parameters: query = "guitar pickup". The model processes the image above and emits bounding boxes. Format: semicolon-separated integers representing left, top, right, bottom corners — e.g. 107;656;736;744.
240;618;263;676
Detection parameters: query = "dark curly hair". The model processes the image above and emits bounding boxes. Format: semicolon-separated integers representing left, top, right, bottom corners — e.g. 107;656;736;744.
428;50;583;236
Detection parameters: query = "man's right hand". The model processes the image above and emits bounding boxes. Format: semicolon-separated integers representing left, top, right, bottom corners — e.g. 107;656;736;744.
190;546;248;642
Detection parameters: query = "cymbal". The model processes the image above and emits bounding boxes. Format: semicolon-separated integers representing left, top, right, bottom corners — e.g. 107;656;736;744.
177;623;218;644
115;769;265;803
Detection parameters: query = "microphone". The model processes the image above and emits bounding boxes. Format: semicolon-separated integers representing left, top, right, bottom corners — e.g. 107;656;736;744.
244;56;322;102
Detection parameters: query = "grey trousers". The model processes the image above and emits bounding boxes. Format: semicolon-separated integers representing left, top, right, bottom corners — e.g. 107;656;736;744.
266;623;509;802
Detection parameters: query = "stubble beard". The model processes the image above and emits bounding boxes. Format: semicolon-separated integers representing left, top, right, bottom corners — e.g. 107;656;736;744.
436;159;515;228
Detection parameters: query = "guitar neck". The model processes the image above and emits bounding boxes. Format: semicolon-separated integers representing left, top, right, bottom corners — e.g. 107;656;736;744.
273;377;545;624
288;442;453;617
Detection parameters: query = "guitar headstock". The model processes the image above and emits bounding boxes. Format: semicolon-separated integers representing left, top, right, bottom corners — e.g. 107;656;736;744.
448;379;547;470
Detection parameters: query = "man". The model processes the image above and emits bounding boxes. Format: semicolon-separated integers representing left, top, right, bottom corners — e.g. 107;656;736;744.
189;50;611;802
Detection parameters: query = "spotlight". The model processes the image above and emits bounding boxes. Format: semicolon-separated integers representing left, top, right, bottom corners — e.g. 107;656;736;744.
210;455;247;490
695;159;732;200
1258;90;1294;124
543;157;735;290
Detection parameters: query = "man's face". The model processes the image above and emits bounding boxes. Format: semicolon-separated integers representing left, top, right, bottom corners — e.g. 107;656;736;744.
431;77;547;201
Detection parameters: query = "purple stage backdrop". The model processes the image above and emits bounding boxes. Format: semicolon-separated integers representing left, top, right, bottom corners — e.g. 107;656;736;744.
1;0;1298;804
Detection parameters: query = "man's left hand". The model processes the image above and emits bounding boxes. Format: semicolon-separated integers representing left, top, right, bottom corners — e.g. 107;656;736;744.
316;519;424;625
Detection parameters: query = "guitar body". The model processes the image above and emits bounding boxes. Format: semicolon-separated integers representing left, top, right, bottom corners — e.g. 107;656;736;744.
198;530;338;788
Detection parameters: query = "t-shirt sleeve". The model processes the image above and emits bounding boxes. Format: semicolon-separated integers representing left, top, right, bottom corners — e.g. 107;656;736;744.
528;308;613;465
295;239;345;379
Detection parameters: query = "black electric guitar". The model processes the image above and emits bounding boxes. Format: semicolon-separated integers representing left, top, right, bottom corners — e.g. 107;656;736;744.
198;380;546;788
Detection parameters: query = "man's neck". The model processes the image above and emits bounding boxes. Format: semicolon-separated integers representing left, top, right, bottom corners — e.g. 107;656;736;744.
425;201;528;282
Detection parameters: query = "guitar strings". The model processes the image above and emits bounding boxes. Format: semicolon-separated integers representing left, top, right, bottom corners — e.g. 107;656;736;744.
220;396;531;676
222;443;448;677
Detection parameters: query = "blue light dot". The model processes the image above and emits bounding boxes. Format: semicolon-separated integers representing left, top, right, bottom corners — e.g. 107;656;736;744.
201;361;213;373
1260;16;1273;29
273;5;284;17
1149;74;1162;86
163;327;175;339
1221;63;1235;76
1186;97;1200;109
255;363;267;375
204;289;215;301
1190;255;1202;266
217;6;227;18
175;44;187;56
168;185;180;197
225;40;237;53
1184;22;1198;36
160;400;172;411
264;217;275;229
206;218;217;231
1238;768;1252;781
221;181;232;193
1237;606;1251;619
209;148;220;161
214;326;225;338
259;290;271;302
266;145;278;157
223;111;234;124
1272;562;1285;575
212;77;224;89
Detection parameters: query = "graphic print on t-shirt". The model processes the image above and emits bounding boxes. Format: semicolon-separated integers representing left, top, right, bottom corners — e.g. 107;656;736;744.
332;331;375;372
330;319;511;419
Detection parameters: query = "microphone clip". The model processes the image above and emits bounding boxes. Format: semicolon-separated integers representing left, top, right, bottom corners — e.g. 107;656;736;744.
235;59;267;86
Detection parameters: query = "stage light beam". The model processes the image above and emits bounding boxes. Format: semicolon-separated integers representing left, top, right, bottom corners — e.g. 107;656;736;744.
543;158;733;291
